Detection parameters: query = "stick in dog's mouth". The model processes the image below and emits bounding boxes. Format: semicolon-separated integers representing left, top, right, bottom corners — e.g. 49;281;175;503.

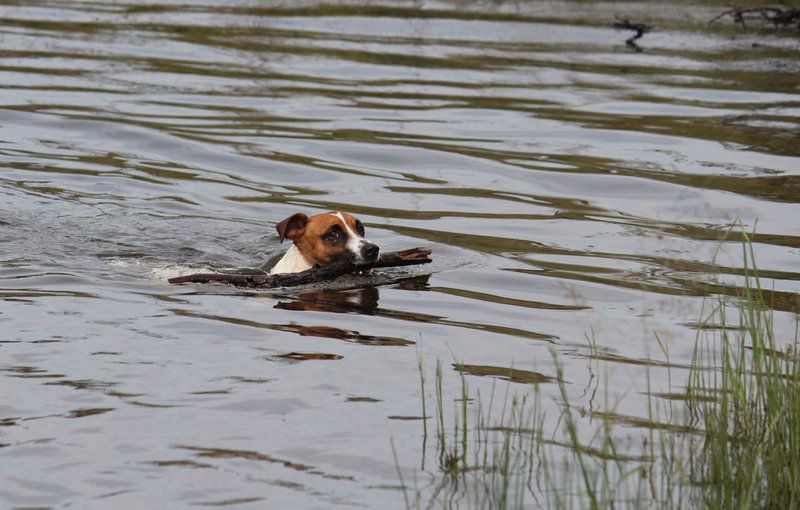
167;247;432;288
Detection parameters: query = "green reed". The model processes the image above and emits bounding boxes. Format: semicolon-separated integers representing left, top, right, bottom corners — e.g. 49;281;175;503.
397;234;799;509
685;231;800;509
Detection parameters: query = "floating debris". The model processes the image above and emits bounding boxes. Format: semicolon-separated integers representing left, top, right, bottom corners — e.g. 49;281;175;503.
710;6;800;30
613;16;654;50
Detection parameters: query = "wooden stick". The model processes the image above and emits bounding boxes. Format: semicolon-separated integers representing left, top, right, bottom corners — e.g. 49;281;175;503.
168;247;432;288
613;17;653;49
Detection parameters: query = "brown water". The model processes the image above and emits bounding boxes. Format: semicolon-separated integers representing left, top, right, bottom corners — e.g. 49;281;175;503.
1;1;798;508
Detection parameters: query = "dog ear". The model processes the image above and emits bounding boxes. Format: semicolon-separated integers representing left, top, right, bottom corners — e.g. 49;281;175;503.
275;213;309;243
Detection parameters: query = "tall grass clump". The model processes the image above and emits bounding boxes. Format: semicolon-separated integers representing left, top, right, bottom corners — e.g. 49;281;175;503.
397;234;799;509
687;233;800;508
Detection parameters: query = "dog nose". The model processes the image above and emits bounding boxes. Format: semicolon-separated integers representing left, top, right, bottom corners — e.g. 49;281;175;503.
362;243;379;261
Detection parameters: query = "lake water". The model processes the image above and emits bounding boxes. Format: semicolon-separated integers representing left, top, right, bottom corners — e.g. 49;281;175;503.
1;1;798;508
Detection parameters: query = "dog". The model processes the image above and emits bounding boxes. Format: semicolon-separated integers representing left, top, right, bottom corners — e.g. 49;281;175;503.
269;211;380;274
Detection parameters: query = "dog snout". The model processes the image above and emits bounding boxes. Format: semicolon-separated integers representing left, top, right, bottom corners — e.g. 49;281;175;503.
361;243;380;262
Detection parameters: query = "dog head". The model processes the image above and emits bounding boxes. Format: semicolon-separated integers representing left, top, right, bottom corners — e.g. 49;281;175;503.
275;211;379;267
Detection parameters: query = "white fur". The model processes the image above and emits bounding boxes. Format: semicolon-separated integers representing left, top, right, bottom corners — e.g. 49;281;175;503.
269;244;313;274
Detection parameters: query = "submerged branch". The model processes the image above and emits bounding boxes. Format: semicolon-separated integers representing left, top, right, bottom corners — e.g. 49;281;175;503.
168;247;432;288
709;6;800;30
613;17;653;50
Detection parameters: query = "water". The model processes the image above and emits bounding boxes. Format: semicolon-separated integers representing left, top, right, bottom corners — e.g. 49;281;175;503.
1;1;798;508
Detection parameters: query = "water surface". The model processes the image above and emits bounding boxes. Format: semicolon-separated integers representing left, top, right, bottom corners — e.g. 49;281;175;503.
1;1;798;508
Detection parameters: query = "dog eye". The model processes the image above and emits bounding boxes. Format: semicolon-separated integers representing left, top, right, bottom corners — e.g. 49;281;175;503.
325;229;341;243
355;220;365;236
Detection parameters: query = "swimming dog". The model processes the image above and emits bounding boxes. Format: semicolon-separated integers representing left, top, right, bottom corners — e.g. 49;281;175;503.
269;211;380;275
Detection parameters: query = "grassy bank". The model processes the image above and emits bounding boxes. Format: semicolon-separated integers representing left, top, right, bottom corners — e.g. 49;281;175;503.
397;235;799;509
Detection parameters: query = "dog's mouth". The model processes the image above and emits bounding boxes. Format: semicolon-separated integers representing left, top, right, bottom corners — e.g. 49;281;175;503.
347;249;378;275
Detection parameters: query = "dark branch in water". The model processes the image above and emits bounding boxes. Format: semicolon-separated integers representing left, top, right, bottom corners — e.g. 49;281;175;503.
613;17;653;51
167;247;432;288
709;6;800;30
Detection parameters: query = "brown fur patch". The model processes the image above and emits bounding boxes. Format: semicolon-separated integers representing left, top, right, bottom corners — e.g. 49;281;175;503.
293;211;358;267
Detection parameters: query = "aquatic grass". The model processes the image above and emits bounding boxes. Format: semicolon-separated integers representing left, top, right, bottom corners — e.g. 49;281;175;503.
401;355;662;509
686;231;800;509
397;234;800;509
411;359;546;509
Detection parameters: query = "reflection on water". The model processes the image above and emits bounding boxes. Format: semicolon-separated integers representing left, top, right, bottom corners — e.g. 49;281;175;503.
0;0;798;507
170;307;416;346
453;363;555;384
275;285;384;313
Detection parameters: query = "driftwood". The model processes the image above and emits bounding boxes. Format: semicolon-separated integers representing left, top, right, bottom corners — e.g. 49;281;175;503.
168;247;432;288
710;6;800;30
613;17;653;50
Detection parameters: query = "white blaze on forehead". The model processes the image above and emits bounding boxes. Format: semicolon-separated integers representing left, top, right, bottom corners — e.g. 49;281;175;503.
333;212;368;256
